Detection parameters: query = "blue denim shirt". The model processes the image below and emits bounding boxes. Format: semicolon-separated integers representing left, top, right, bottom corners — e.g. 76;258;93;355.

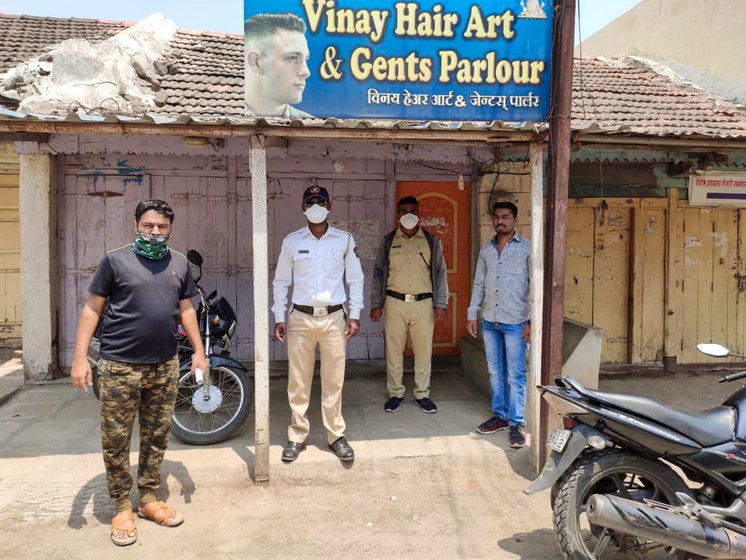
467;233;531;324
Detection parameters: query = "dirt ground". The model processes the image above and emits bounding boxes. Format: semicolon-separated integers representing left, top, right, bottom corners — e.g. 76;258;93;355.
0;365;739;559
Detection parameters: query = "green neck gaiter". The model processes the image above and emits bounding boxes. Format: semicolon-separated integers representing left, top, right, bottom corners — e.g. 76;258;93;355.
132;234;169;259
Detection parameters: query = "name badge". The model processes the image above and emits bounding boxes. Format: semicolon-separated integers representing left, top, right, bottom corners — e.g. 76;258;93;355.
298;250;309;254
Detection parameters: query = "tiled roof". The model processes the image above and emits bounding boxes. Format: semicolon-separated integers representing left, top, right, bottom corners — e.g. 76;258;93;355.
0;14;131;74
157;30;244;117
1;13;745;140
571;57;746;139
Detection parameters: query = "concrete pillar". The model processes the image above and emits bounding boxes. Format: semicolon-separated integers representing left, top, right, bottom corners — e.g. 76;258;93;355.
250;135;270;484
19;154;58;382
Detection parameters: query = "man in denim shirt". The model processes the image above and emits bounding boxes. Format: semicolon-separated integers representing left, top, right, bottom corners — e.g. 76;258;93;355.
466;202;531;448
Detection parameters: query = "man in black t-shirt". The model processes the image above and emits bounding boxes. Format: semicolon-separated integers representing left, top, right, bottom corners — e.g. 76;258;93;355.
71;199;206;547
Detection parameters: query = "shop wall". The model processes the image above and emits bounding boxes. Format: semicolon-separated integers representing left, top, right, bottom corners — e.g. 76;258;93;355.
56;151;393;366
565;197;667;364
476;157;746;367
53;139;744;369
561;159;746;367
665;192;746;364
0;143;21;345
54;139;487;367
474;162;535;247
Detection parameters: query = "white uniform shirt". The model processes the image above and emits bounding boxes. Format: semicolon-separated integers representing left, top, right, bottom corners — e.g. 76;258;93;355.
272;225;365;323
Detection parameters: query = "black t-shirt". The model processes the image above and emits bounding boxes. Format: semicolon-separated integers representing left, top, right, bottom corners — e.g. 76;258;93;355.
88;246;197;363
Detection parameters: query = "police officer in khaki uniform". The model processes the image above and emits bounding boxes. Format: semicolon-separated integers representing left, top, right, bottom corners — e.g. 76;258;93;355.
272;185;364;463
370;196;449;413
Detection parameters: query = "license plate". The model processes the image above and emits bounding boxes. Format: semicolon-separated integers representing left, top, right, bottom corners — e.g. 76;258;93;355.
546;428;572;453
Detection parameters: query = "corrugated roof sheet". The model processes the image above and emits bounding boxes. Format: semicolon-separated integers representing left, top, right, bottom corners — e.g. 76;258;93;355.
1;13;745;140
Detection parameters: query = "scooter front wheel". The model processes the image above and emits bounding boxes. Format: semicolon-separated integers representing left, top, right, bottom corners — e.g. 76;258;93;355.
170;365;252;445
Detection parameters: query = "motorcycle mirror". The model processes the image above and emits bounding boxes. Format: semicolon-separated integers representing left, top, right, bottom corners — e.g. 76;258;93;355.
187;249;203;267
697;343;730;357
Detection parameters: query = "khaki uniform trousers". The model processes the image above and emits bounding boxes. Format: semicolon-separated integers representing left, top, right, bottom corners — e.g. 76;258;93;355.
287;308;347;445
384;296;434;399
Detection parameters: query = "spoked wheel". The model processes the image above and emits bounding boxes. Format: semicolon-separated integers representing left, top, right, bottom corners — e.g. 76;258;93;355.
553;449;697;560
170;365;252;445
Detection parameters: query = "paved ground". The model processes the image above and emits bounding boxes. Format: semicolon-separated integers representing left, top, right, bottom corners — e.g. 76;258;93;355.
0;348;23;406
0;353;739;560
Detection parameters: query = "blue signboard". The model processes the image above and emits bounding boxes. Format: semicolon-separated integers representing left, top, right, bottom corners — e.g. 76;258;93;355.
243;1;553;121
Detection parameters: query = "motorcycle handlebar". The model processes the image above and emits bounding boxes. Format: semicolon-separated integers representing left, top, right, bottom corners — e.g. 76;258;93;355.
718;370;746;383
195;284;217;305
196;284;209;303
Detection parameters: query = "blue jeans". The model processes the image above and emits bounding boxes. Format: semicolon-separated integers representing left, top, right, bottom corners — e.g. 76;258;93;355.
482;320;527;426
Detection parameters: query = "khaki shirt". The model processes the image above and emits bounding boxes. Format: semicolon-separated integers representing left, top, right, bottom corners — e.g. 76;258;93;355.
385;228;433;295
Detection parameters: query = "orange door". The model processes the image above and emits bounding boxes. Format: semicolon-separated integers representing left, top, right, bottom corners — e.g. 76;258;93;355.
396;181;471;356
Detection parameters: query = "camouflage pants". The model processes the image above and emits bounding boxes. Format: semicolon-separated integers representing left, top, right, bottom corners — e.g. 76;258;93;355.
98;355;179;502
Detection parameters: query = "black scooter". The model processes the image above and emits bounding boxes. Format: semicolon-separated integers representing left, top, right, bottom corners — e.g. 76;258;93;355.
525;343;746;559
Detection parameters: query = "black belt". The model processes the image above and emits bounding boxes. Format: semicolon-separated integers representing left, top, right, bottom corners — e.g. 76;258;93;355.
386;290;433;302
293;304;344;316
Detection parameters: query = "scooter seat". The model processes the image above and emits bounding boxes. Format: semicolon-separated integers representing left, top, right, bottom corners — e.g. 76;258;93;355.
562;378;735;447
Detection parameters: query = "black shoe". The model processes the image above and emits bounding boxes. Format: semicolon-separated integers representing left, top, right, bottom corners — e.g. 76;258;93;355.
384;396;404;412
328;436;355;461
281;441;306;463
415;397;438;414
509;425;527;448
477;416;509;435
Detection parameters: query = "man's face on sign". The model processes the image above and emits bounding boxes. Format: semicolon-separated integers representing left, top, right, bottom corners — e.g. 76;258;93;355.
252;30;311;108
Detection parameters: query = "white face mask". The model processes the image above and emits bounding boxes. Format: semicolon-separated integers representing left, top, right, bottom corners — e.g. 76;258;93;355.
399;213;420;230
304;204;329;224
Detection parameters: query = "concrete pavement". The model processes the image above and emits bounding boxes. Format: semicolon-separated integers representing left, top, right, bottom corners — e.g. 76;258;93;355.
0;348;23;406
0;355;739;559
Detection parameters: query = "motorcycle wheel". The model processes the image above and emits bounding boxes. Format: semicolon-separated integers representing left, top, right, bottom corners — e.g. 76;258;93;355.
553;449;699;560
170;365;252;445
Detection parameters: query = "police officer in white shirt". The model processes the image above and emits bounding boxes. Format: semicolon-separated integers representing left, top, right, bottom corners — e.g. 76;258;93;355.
272;185;365;463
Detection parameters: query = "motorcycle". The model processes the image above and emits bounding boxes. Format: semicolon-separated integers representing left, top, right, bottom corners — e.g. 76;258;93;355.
525;343;746;560
88;249;252;445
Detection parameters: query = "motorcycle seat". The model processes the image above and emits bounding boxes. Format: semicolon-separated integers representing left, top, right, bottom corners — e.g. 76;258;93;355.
561;378;735;447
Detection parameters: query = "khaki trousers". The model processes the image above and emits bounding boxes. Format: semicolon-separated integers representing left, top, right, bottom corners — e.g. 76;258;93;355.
287;308;347;444
384;296;434;399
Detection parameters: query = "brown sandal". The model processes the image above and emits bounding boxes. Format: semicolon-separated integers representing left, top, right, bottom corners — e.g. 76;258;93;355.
136;500;184;527
111;510;137;546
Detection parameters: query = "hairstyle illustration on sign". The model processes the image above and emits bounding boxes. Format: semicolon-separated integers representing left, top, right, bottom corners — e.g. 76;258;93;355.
244;12;314;118
243;1;554;122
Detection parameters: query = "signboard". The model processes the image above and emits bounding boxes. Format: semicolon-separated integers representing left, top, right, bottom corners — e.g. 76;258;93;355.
243;0;554;121
688;172;746;206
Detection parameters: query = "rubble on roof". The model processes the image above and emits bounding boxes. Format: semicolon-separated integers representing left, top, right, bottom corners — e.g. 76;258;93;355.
0;13;129;74
0;13;176;116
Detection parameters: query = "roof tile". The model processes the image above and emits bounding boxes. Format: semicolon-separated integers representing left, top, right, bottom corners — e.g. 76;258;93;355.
0;13;745;139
